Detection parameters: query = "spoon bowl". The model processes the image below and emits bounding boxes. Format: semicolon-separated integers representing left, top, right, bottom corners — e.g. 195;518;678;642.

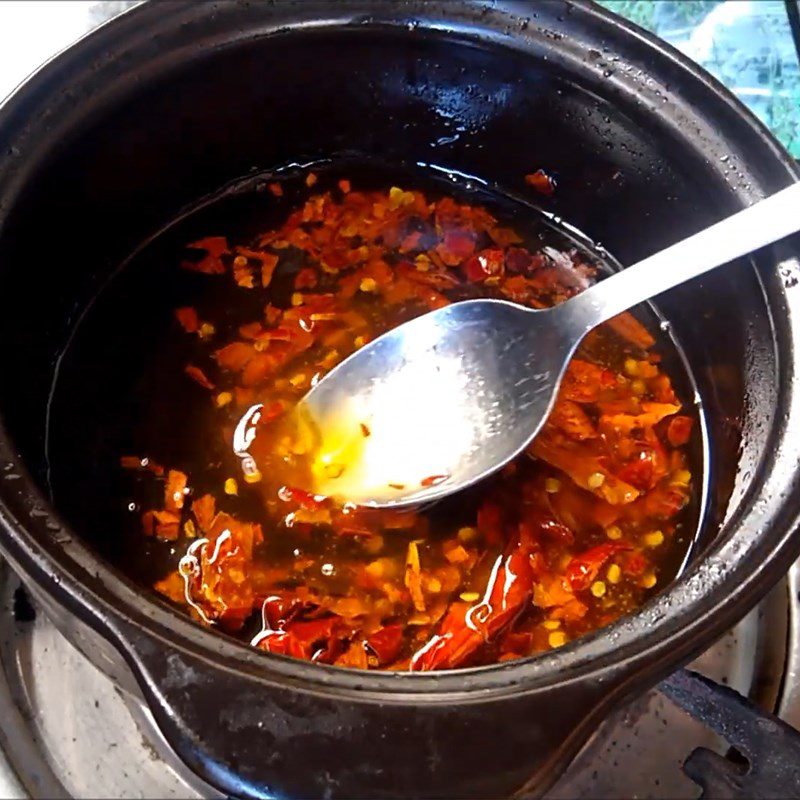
303;299;574;507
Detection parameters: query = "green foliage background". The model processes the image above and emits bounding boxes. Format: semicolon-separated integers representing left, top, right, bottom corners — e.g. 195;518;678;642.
598;0;800;156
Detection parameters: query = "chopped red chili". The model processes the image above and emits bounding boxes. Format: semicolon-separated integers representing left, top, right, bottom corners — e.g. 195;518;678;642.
525;169;557;196
124;174;697;671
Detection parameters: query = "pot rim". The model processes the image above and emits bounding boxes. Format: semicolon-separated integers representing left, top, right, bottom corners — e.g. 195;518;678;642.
0;0;798;699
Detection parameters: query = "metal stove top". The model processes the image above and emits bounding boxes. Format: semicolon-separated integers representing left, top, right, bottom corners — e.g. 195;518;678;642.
1;2;799;797
2;555;799;799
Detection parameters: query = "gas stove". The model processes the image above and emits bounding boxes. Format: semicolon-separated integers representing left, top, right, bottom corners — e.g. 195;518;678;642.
2;553;799;799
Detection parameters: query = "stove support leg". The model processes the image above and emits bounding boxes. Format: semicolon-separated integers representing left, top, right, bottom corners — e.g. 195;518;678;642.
660;668;800;799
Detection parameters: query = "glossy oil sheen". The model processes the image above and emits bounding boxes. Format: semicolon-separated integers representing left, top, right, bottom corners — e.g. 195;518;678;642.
45;161;705;646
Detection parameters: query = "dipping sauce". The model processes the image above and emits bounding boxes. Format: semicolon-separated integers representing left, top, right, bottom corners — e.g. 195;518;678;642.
54;165;699;671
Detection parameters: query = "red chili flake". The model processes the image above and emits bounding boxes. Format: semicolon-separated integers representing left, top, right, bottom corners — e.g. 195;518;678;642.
241;353;278;386
278;485;326;510
566;543;631;591
238;321;264;340
505;247;537;274
420;474;449;488
533;517;574;545
399;230;423;253
119;456;164;477
667;416;694;447
608;312;656;350
268;182;284;197
141;509;180;541
261;253;280;288
164;469;188;513
436;229;476;266
233;258;255;288
258;400;286;426
184;364;215;390
525;169;557;196
477;500;503;546
181;236;228;274
487;226;523;247
175;306;199;333
360;423;371;438
264;304;282;326
463;248;504;282
306;172;318;187
616;456;656;492
366;624;403;665
338;179;351;194
235;386;256;407
120;456;164;476
624;551;647;577
258;327;295;343
236;248;279;288
192;494;217;532
214;342;255;372
295;267;318;290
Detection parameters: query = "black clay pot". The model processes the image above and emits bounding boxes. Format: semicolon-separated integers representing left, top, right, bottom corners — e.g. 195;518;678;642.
0;2;798;798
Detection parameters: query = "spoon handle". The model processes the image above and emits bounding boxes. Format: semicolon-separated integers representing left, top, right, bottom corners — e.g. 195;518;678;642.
560;181;800;336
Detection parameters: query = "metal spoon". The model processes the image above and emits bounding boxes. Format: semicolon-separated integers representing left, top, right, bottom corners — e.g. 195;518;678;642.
301;182;800;508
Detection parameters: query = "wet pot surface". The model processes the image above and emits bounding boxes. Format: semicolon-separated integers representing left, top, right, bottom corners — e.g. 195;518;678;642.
0;2;798;798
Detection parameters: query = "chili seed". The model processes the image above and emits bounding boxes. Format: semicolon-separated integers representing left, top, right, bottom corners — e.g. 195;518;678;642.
542;619;561;630
643;530;664;547
183;519;196;539
365;560;384;578
427;577;442;593
606;525;622;540
672;469;691;486
545;477;561;494
198;322;216;339
631;379;647;396
359;277;378;293
291;292;304;306
215;392;232;408
641;573;657;589
587;472;606;489
548;631;567;648
590;581;606;598
229;568;246;585
459;591;480;602
624;358;639;376
457;526;477;543
243;470;263;484
224;478;238;495
607;563;621;584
